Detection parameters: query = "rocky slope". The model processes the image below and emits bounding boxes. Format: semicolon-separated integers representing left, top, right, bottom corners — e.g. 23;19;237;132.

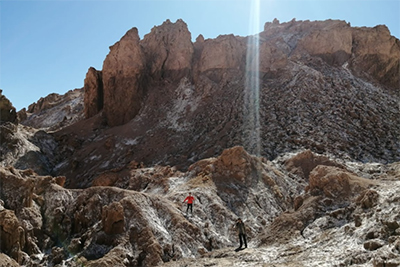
0;148;399;267
0;89;83;175
19;88;84;131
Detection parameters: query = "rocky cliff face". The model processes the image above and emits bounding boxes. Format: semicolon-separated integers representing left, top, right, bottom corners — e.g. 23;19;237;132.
67;18;400;188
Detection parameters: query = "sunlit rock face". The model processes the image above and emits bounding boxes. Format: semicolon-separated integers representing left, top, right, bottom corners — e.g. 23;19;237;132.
142;19;194;81
3;18;400;187
102;27;147;127
18;88;84;131
6;18;399;187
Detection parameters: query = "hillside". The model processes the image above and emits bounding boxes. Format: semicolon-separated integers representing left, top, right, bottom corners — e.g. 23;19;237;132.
0;18;399;267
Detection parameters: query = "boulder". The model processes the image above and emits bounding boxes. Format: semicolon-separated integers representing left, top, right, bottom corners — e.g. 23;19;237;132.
308;165;375;198
284;150;344;181
0;253;19;267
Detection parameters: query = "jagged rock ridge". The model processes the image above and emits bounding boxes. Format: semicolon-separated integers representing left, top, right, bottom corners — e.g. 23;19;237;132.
57;18;400;187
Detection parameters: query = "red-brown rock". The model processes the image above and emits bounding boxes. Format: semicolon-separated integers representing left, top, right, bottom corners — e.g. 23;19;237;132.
102;27;146;126
84;67;103;118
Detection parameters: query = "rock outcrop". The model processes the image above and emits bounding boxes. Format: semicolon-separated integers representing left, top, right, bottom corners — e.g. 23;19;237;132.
1;18;398;190
0;147;302;266
102;27;146;127
351;24;400;91
19;88;84;131
0;90;17;124
142;19;194;80
84;67;103;119
0;122;58;175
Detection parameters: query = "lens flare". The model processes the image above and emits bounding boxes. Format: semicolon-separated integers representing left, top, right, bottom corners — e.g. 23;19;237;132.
243;0;261;156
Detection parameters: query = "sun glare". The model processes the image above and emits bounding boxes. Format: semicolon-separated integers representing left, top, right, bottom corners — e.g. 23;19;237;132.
243;0;261;156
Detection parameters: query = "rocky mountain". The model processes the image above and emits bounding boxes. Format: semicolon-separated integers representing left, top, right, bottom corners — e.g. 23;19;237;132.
1;18;399;267
69;18;399;188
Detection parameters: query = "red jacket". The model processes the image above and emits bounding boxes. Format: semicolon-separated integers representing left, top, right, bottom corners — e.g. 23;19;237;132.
183;195;194;204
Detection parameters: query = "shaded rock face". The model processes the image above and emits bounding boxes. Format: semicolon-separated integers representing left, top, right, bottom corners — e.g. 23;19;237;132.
0;90;17;124
351;25;400;91
84;67;103;119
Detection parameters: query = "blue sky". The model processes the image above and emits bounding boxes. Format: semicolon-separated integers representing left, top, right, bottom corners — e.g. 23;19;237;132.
1;0;399;111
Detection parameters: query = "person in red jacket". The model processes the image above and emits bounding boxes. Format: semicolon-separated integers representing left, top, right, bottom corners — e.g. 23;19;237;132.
182;192;195;214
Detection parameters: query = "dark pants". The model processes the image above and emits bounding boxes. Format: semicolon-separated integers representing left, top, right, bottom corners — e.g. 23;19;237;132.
186;203;193;213
239;233;247;248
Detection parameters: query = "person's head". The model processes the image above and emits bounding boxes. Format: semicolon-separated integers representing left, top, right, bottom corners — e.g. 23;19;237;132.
189;192;192;195
237;218;242;222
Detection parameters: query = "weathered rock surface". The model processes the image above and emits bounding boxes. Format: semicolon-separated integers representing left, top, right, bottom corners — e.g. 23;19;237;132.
18;88;84;131
142;19;194;81
8;19;398;185
0;89;18;124
102;27;146;126
0;122;58;175
1;148;399;267
84;67;103;119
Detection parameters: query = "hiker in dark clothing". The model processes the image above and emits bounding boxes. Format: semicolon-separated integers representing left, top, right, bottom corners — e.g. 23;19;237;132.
235;218;247;249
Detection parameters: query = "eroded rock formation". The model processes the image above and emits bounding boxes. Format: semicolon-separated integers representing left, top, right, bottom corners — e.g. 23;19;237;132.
0;90;17;124
84;67;103;119
19;88;84;131
1;148;399;267
69;18;400;188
